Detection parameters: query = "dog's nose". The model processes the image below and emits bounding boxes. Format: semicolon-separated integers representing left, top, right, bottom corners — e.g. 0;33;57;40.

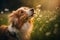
30;8;34;12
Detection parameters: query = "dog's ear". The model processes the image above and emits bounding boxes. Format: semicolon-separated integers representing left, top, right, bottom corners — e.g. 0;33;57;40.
15;10;24;18
8;9;23;17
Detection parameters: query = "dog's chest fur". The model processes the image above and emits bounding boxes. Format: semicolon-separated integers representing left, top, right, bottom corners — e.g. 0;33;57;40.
0;18;33;40
17;21;33;40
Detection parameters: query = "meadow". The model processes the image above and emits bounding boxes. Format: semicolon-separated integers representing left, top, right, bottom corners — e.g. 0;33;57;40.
0;8;60;40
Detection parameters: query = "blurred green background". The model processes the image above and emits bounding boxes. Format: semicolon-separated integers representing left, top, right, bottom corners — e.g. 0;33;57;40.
0;0;60;40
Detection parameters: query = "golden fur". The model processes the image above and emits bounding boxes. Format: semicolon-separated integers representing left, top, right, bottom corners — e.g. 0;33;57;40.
9;7;34;40
0;7;34;40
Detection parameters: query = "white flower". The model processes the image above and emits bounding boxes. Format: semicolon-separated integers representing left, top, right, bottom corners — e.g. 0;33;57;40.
39;27;42;31
36;5;41;8
1;11;4;14
39;15;42;18
4;8;9;11
54;24;58;27
49;17;56;21
37;18;40;21
45;32;51;36
46;21;49;23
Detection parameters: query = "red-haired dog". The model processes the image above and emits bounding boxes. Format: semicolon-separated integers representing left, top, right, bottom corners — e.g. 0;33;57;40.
0;7;34;40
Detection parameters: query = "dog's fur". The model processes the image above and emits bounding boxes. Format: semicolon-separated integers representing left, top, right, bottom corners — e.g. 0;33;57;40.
0;7;34;40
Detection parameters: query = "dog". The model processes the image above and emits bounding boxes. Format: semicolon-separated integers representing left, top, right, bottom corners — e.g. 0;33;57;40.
0;7;34;40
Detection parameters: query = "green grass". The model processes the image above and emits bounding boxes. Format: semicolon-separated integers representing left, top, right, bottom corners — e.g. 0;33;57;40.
31;9;60;40
0;13;10;25
0;9;60;40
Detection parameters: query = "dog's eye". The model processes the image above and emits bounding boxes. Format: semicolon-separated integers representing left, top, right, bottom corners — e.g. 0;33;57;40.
21;10;24;13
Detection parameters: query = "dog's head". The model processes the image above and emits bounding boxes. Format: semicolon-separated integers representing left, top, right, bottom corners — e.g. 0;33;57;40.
8;7;34;30
18;7;34;17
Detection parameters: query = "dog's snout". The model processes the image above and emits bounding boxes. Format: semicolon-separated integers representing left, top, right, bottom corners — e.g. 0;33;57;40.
30;8;34;12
